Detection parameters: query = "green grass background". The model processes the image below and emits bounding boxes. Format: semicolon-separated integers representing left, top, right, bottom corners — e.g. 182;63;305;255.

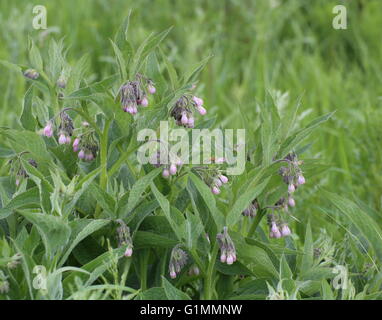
0;0;381;294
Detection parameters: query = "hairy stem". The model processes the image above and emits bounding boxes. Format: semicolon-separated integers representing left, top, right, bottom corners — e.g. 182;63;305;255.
204;241;219;300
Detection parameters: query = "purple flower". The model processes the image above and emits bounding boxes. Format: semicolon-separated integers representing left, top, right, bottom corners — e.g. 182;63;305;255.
211;186;220;195
297;175;306;185
281;225;291;237
148;84;156;94
78;150;85;159
58;134;67;145
43;122;53;137
169;164;177;175
73;138;80;152
196;105;207;115
162;169;170;178
140;97;149;107
288;184;295;193
288;197;295;207
124;247;133;257
219;175;229;184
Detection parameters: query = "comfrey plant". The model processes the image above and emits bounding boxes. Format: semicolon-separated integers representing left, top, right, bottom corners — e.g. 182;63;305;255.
0;18;335;300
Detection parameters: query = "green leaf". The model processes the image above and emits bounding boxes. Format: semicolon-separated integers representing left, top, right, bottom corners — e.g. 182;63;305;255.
0;187;40;219
162;276;191;300
28;38;43;71
59;219;110;266
188;172;224;230
278;111;334;158
20;86;36;131
130;27;173;77
18;211;71;258
134;231;177;249
150;183;185;241
323;190;382;262
226;172;269;227
110;39;127;80
125;168;161;214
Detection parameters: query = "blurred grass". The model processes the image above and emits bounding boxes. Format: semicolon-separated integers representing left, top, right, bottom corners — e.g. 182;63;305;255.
0;0;381;221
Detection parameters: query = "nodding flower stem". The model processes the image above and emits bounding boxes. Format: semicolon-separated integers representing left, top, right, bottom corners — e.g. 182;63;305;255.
247;208;267;238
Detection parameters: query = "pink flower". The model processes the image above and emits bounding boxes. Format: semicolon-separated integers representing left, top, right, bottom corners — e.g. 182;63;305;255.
288;197;295;207
58;134;67;145
226;254;234;265
148;84;156;94
220;253;227;263
73;138;80;152
297;175;306;185
181;113;188;125
281;225;291;237
162;169;170;178
43;123;53;137
78;150;85;159
170;271;177;279
192;96;203;106
124;247;133;257
211;186;220;195
169;164;177;175
219;175;228;184
214;178;222;187
65;136;71;144
140;97;149;107
196;105;207;115
85;153;94;161
288;184;295;193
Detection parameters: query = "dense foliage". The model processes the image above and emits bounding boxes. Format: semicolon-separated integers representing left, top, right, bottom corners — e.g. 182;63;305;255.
0;0;381;300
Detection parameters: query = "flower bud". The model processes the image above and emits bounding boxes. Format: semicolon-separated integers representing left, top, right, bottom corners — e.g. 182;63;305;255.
196;105;207;115
140;97;149;107
73;138;80;152
192;96;203;106
214;178;222;187
169;164;177;175
226;254;234;265
297;175;306;185
288;184;295;193
43;122;53;137
65;136;71;144
220;253;227;263
148;84;156;94
58;134;67;145
23;69;39;80
219;175;228;184
124;247;133;257
162;169;170;178
288;197;295;207
181;113;188;125
170;270;177;279
78;150;85;159
57;77;66;89
211;186;220;195
281;225;291;237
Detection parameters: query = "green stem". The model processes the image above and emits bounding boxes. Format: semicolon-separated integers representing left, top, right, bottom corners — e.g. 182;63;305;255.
204;241;219;300
247;208;267;238
95;119;111;218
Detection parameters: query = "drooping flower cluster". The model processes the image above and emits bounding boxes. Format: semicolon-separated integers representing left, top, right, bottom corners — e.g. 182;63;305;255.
42;110;74;145
170;95;206;128
216;227;237;265
118;75;155;115
196;166;229;195
278;152;306;208
8;157;38;186
73;131;99;162
58;111;74;145
116;220;133;258
242;199;259;217
169;245;188;279
267;213;291;239
150;148;183;179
